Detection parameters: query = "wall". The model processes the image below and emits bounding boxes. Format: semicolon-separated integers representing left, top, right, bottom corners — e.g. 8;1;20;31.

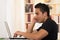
15;0;26;32
0;0;8;38
0;0;26;38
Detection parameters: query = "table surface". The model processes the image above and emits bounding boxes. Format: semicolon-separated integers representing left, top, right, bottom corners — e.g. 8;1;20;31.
0;38;28;40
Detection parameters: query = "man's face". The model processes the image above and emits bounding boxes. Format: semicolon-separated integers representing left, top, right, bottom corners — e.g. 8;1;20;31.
35;8;45;23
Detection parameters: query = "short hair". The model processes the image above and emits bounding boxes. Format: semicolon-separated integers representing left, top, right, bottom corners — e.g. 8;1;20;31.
35;3;50;17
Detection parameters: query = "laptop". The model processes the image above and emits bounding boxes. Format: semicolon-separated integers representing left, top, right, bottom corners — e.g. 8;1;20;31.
4;21;27;40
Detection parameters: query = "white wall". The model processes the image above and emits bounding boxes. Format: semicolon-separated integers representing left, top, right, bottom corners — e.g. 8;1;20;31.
0;0;15;38
15;0;26;32
6;0;26;37
6;0;16;37
0;0;26;38
0;0;9;38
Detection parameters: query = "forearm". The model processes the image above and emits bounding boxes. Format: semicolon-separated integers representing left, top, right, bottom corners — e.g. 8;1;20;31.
27;22;35;33
20;29;48;40
20;32;39;40
27;16;37;33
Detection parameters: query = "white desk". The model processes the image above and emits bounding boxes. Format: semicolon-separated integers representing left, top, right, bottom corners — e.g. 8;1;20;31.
0;38;28;40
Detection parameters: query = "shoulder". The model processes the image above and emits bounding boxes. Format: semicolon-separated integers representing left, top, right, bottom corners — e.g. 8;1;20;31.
43;18;57;26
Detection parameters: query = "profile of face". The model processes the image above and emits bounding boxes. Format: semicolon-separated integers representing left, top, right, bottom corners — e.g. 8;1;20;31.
35;8;47;23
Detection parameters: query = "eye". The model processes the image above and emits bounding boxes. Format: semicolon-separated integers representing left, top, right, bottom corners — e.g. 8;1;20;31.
35;13;38;15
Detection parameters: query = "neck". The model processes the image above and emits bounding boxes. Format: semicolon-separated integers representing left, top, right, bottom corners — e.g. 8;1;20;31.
44;16;49;22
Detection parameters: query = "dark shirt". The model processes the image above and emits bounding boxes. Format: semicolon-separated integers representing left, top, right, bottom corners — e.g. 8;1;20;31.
37;18;58;40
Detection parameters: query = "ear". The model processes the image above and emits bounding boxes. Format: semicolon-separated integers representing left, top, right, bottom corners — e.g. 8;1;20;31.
43;12;47;17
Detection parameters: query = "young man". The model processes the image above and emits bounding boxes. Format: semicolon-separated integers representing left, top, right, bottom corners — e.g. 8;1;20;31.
14;3;58;40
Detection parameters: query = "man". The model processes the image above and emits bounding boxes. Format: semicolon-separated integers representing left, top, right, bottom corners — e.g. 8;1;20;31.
14;3;58;40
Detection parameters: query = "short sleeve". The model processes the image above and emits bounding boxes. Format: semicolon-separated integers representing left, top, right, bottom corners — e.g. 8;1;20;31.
41;22;52;33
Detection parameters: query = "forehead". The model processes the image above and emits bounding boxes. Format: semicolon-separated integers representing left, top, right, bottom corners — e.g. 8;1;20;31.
35;8;40;11
35;8;41;12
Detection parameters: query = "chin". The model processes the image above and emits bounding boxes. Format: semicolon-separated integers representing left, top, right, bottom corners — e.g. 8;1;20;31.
39;21;43;23
37;21;41;23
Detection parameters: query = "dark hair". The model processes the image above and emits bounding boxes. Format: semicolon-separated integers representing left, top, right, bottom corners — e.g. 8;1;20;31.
35;3;50;17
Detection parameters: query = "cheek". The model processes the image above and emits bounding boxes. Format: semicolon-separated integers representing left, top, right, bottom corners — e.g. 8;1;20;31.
37;15;41;20
36;14;43;20
38;15;42;18
38;15;43;20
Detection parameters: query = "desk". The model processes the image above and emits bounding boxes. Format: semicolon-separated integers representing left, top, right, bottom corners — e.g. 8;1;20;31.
0;38;28;40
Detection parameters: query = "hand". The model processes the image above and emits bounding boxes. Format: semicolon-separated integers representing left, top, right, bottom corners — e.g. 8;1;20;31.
13;31;22;37
32;16;37;23
27;16;37;33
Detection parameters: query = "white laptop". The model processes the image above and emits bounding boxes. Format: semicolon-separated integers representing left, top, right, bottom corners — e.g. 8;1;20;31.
4;21;26;39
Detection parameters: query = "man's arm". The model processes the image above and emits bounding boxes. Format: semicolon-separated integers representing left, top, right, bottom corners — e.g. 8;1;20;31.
14;29;48;40
27;22;35;33
27;16;37;33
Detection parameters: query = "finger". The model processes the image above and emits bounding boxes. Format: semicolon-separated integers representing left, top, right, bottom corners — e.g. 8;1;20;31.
19;35;22;37
13;33;17;37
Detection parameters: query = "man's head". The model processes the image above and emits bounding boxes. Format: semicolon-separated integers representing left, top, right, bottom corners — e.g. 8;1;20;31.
34;3;50;23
